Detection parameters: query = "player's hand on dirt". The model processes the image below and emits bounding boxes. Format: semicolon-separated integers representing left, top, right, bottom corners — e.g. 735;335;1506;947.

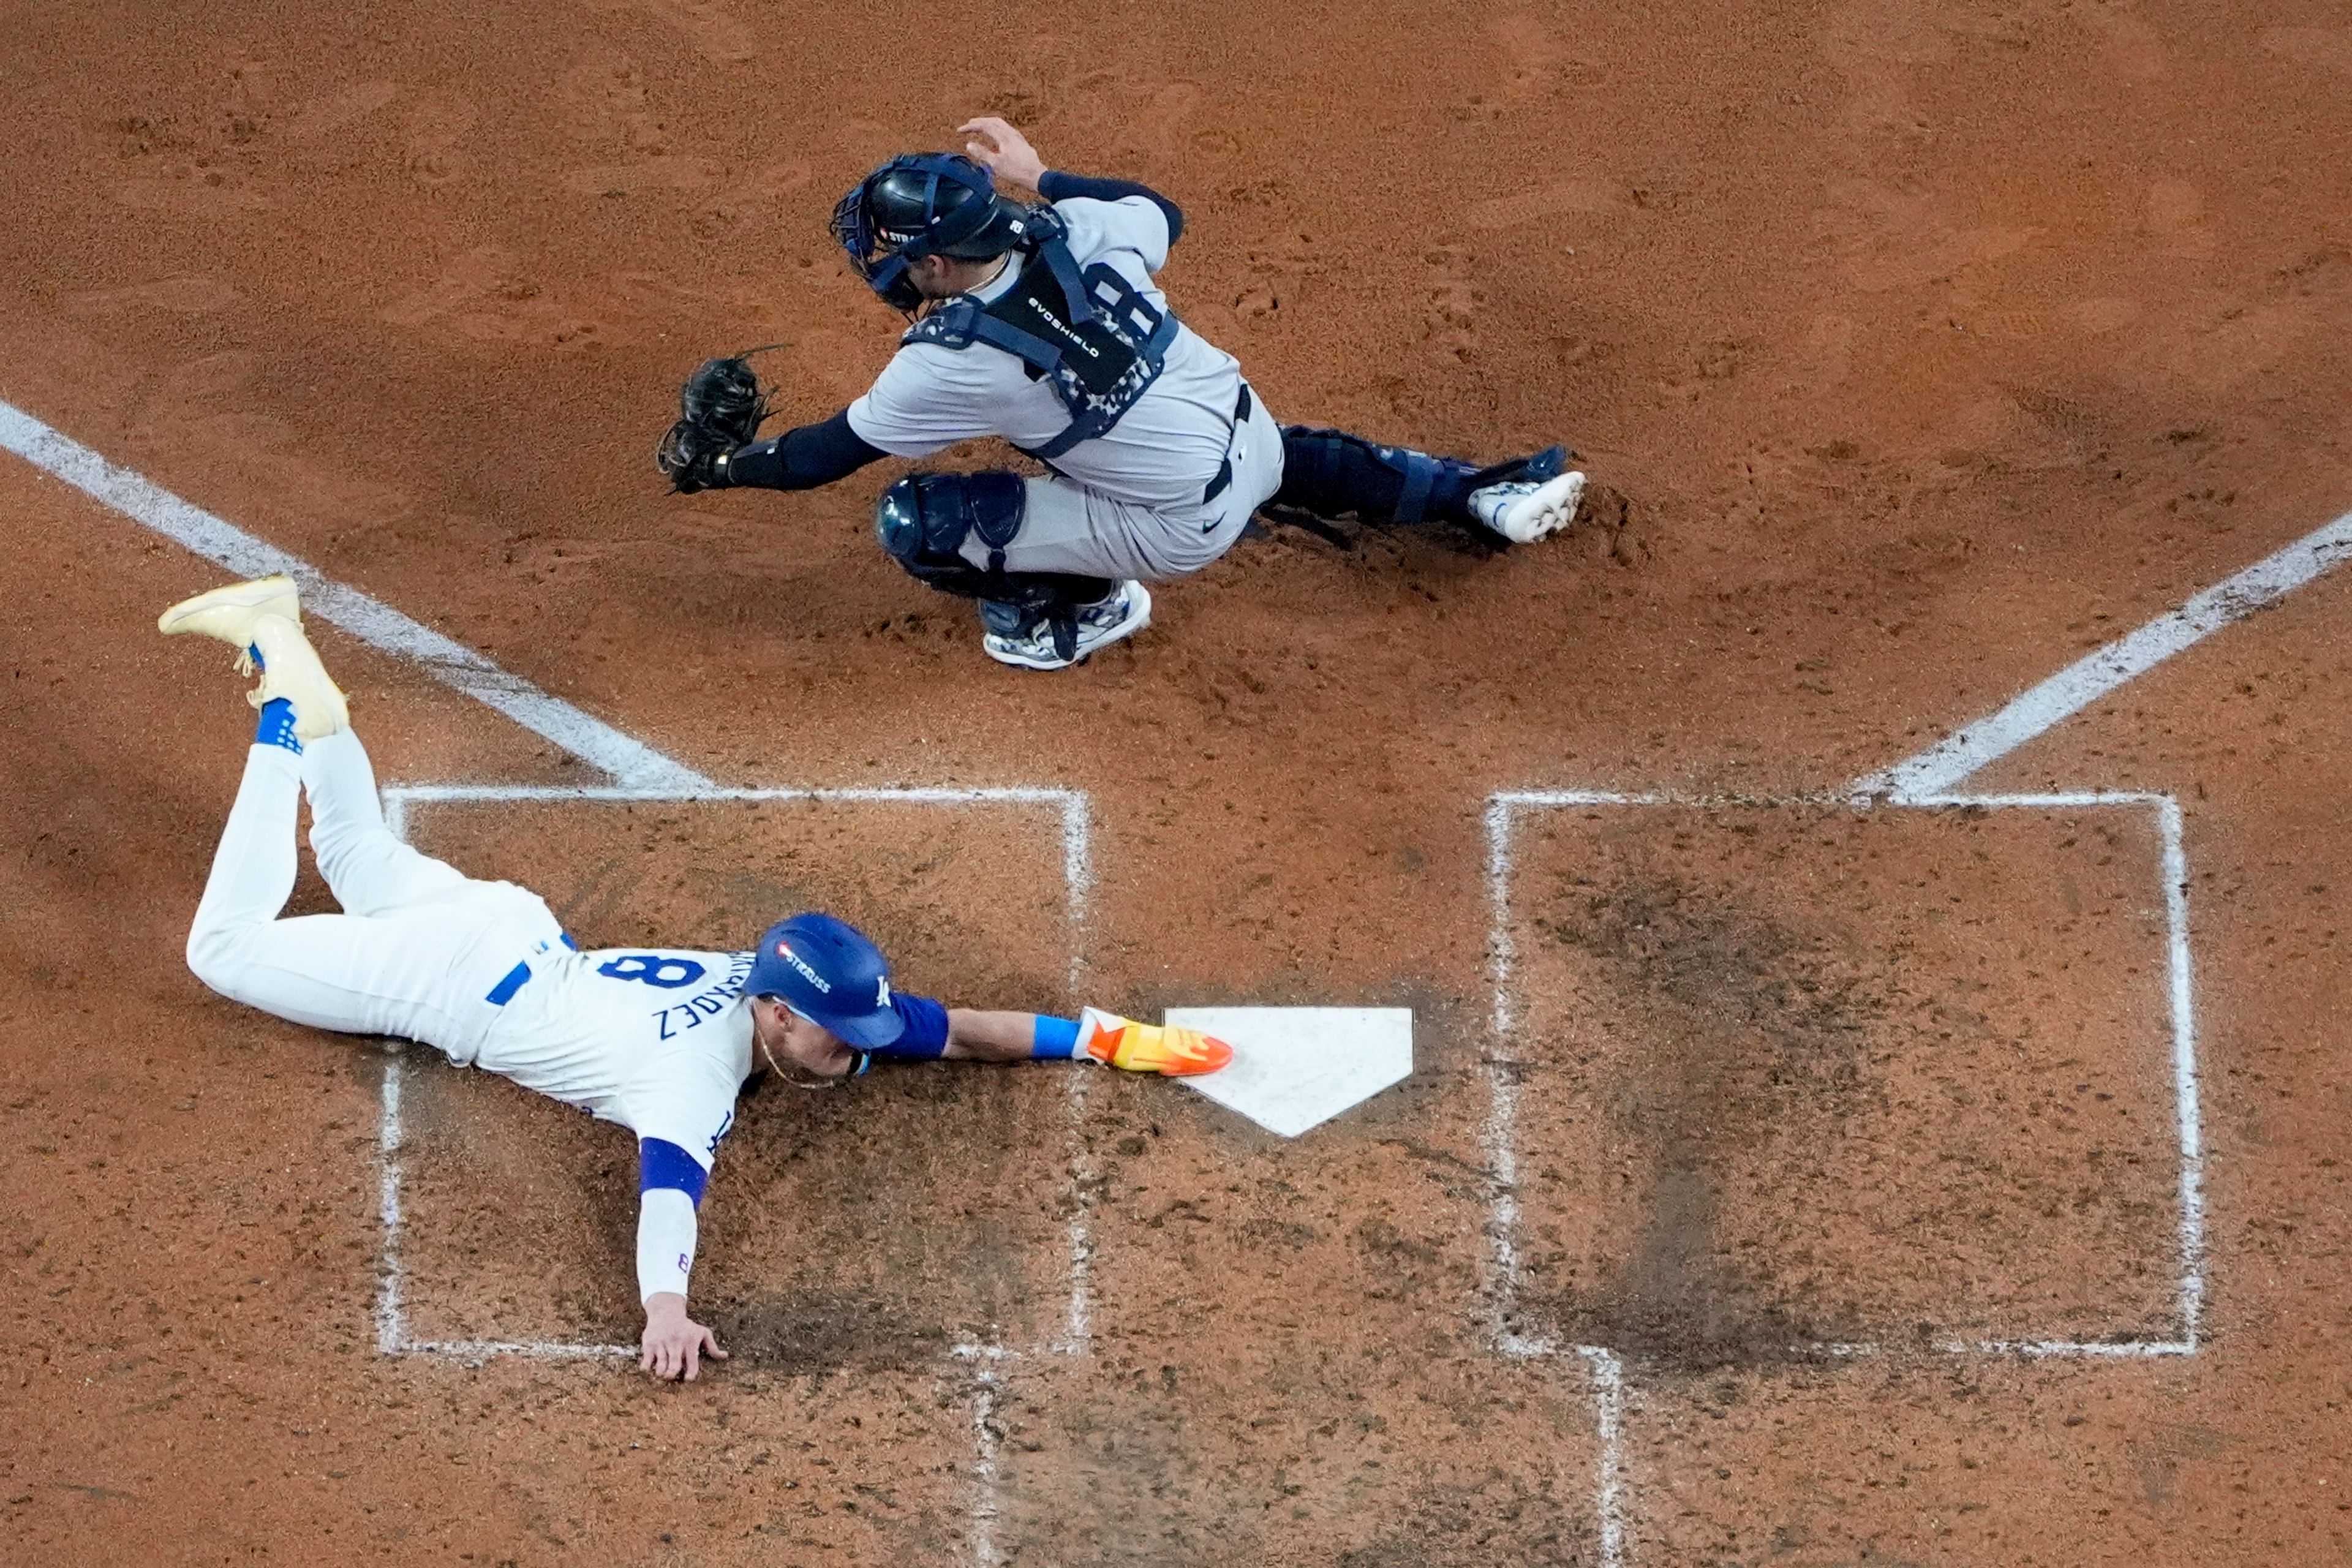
959;117;1046;189
640;1292;728;1381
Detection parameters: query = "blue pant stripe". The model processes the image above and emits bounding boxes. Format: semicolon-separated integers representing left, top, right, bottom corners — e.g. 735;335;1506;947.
484;960;532;1006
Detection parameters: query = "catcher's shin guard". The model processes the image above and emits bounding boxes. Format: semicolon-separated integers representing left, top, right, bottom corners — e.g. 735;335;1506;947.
1273;428;1568;526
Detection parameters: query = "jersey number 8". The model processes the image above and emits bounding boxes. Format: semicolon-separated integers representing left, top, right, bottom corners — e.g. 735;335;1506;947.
597;954;709;989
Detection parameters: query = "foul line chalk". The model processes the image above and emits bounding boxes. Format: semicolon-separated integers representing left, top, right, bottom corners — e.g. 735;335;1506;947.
0;397;709;791
1858;505;2352;800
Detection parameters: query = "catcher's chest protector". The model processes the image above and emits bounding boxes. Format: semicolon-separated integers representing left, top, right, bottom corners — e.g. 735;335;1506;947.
902;223;1178;461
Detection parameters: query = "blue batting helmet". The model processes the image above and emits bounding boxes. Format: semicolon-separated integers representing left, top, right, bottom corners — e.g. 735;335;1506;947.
744;913;906;1050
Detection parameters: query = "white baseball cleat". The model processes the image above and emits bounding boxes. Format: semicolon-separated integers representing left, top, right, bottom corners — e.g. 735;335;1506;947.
157;573;301;671
982;581;1152;671
1467;471;1586;545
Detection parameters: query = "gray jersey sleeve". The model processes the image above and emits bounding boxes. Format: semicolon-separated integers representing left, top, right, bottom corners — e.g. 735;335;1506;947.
1053;195;1172;274
845;342;1017;458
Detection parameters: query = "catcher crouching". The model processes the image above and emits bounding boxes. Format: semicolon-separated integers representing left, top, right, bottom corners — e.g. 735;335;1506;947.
658;116;1589;671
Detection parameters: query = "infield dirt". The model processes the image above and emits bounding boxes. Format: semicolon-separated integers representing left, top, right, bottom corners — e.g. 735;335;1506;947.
5;1;2352;1564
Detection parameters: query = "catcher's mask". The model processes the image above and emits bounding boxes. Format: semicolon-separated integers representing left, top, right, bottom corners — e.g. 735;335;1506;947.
831;153;1024;312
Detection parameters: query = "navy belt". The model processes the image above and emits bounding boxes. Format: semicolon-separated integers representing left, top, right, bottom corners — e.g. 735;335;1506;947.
1200;382;1254;507
486;933;578;1006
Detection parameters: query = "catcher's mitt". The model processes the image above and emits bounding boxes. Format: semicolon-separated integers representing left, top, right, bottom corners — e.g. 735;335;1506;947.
655;351;774;493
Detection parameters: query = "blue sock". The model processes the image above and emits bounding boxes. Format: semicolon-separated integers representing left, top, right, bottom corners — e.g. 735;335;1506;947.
254;696;301;754
1031;1015;1082;1058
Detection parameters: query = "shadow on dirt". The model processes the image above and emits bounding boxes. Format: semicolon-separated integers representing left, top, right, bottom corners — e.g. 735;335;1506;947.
1523;870;1887;1375
711;1290;952;1374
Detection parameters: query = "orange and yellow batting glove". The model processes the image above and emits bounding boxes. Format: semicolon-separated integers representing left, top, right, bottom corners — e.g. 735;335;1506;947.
1078;1008;1233;1076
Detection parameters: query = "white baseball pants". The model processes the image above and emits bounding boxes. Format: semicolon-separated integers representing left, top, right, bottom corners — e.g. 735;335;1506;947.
186;729;565;1063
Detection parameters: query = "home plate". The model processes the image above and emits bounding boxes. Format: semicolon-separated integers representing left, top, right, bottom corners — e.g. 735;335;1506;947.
1164;1007;1414;1138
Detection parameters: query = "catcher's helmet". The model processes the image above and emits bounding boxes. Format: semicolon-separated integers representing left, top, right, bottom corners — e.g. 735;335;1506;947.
831;153;1025;311
743;912;906;1049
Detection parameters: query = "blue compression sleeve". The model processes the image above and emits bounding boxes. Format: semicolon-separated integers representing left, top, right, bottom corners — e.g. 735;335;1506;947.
1030;1015;1082;1058
723;407;886;491
1037;170;1184;246
638;1137;710;1205
871;992;950;1059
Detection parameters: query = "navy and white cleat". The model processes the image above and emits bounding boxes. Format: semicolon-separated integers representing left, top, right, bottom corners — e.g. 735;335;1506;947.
1467;471;1586;545
982;581;1153;671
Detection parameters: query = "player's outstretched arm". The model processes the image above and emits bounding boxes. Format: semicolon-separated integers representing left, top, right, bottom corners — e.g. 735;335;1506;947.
633;1139;730;1380
940;1008;1231;1075
720;409;886;491
943;1008;1063;1061
756;990;1231;1077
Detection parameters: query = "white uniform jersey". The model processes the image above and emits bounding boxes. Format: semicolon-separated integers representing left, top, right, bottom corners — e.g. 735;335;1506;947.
472;947;756;1175
846;195;1246;512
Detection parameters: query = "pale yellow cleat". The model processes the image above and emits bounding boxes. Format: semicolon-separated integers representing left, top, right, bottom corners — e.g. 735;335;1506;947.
1079;1007;1233;1077
159;574;302;674
245;614;349;740
162;575;349;740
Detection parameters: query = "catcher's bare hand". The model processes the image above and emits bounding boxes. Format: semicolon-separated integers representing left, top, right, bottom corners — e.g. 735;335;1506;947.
959;117;1046;189
640;1292;728;1381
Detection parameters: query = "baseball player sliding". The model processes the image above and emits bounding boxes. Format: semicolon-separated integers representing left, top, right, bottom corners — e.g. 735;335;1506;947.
657;116;1588;671
159;575;1232;1381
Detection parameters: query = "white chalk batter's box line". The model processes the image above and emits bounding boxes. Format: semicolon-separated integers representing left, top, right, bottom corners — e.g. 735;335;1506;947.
0;394;1074;1556
1480;786;2209;1365
370;782;1100;1368
1481;787;2210;1568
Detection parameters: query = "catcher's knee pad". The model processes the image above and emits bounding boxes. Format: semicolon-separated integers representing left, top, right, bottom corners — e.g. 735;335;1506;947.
875;471;1028;595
